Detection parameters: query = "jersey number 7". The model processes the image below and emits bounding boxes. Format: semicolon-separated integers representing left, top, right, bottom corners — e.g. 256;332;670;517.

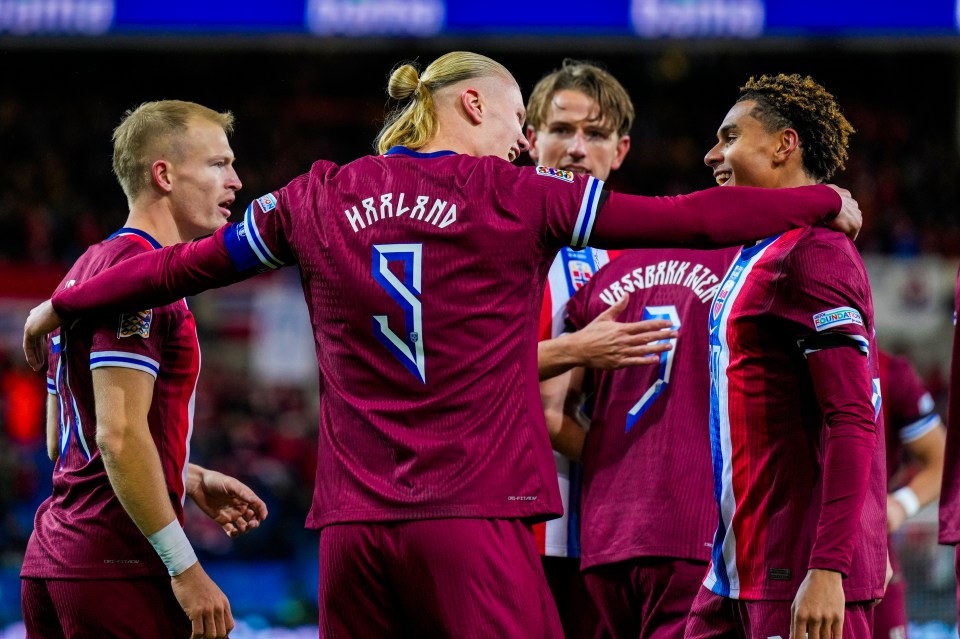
625;305;680;432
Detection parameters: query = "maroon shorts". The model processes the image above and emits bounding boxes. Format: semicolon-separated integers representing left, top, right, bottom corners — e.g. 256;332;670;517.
319;518;563;639
684;586;874;639
21;576;189;639
542;555;601;639
872;575;907;639
584;557;708;639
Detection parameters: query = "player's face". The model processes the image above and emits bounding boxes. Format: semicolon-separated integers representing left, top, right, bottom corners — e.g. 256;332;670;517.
704;100;780;188
479;75;529;163
526;89;630;182
168;118;242;241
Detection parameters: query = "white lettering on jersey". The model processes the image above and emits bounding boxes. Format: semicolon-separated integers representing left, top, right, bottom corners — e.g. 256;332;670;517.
345;192;460;232
597;260;719;306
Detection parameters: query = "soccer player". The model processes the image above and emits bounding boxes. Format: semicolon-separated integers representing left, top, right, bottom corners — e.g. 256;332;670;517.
939;255;960;621
20;100;267;639
23;52;862;637
525;59;674;638
875;350;945;639
684;74;887;639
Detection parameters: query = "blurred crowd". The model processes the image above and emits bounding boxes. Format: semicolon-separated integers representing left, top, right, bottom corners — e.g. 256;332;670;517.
1;46;959;623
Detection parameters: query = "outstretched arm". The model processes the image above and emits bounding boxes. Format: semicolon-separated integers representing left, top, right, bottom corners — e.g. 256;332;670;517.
538;294;675;381
589;184;859;250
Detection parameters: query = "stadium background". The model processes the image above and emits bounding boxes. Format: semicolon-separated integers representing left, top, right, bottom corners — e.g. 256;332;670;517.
2;1;960;636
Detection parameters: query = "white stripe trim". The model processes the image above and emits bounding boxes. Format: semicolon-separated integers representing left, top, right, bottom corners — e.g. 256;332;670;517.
91;360;160;378
900;414;942;443
571;177;604;249
244;203;283;269
713;243;777;595
91;351;160;369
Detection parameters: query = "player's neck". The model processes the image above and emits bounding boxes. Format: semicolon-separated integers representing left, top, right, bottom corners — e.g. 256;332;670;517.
124;199;183;248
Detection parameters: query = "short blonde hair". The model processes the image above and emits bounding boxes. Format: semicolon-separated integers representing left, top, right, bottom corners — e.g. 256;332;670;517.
375;51;514;154
526;59;635;137
112;100;235;202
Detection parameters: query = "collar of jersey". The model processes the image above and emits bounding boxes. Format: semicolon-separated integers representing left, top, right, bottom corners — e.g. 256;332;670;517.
108;227;163;250
384;146;457;159
738;234;780;260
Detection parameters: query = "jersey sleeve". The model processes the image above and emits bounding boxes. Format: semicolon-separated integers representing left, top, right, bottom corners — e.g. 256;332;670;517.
88;306;169;379
780;234;872;358
221;172;306;274
779;233;878;576
502;164;606;251
884;355;940;443
589;185;842;250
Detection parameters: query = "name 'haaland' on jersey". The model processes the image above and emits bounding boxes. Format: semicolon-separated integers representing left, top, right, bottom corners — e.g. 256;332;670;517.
597;260;723;306
343;192;460;233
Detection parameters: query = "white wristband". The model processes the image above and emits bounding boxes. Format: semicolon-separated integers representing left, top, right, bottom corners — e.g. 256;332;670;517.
147;520;198;577
892;487;921;518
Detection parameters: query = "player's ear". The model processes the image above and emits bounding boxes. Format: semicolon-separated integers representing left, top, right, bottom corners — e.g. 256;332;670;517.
526;125;540;163
610;135;631;172
774;128;800;165
460;88;483;125
151;160;174;194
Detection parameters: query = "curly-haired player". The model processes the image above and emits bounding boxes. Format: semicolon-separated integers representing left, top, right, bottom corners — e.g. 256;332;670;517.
684;74;887;639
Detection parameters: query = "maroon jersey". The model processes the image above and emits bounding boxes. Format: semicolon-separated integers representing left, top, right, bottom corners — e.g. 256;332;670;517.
49;150;844;532
879;350;941;483
940;272;960;544
565;247;738;570
704;227;886;602
22;229;199;579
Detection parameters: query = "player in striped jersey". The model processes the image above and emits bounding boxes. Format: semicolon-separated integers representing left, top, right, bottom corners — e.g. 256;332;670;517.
875;350;944;639
20;101;266;639
23;53;862;638
685;75;886;639
526;60;676;638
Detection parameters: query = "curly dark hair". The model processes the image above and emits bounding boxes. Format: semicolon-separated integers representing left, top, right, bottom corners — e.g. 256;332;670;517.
737;74;854;182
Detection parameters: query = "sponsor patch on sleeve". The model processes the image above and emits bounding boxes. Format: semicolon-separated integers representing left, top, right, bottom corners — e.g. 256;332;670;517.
117;310;153;339
256;193;278;213
812;306;863;332
536;166;574;182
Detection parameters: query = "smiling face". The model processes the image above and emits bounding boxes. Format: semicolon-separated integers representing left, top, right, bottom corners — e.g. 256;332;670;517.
704;100;788;189
526;89;629;182
165;118;242;241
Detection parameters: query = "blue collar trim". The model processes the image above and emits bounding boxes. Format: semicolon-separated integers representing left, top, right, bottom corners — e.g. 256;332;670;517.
108;227;163;249
384;146;457;159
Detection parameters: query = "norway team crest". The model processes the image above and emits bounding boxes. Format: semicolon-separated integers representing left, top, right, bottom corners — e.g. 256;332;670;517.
118;310;153;339
568;260;594;290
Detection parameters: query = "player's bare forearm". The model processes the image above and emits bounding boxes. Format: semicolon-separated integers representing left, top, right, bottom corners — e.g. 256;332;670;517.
93;368;182;540
24;300;62;371
46;394;60;462
538;333;582;381
889;424;946;532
